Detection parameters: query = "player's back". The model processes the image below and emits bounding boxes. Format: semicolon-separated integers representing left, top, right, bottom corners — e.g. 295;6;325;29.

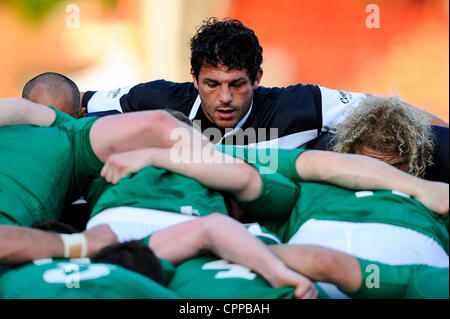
0;258;179;299
0;124;74;226
283;182;449;268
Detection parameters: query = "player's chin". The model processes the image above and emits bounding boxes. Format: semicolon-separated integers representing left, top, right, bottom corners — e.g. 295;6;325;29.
214;118;238;129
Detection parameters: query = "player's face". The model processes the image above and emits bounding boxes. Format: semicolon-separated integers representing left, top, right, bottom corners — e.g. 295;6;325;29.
355;146;409;171
193;63;262;128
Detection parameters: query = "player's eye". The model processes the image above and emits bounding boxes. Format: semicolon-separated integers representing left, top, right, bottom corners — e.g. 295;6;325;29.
205;82;219;88
231;82;244;89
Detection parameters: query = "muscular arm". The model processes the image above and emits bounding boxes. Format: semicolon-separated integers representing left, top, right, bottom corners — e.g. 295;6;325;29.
89;110;210;162
405;102;448;127
296;151;449;215
0;98;56;127
101;146;262;201
268;244;362;293
148;213;317;299
0;225;116;265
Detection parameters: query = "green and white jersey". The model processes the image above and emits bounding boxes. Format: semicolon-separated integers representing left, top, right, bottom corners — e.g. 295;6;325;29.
349;258;449;299
0;113;75;226
0;258;179;299
211;145;450;299
168;255;295;299
0;107;104;226
90;166;229;219
168;255;328;299
284;182;449;255
215;145;305;236
167;229;329;299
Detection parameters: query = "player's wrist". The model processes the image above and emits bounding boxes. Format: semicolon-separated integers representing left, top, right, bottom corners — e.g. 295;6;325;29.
83;224;118;257
266;259;291;288
400;173;422;199
60;233;88;258
147;147;168;167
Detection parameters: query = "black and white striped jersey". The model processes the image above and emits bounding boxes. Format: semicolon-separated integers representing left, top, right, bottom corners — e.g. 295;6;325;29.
82;80;367;148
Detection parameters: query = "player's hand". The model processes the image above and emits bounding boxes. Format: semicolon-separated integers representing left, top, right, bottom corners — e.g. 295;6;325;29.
83;224;118;256
414;181;449;215
101;148;156;184
272;265;318;299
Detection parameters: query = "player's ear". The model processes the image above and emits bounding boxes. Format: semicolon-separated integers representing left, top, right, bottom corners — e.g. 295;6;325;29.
191;68;199;90
78;106;87;118
252;69;263;90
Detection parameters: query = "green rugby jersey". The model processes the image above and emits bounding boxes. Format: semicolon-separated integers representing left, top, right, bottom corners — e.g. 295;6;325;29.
349;258;449;299
0;118;74;226
283;182;449;253
0;258;179;299
168;255;296;299
52;108;103;202
216;145;306;181
91;166;229;219
218;145;448;250
167;229;329;299
0;107;103;226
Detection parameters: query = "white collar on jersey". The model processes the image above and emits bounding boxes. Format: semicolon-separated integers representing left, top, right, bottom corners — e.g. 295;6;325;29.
188;94;253;144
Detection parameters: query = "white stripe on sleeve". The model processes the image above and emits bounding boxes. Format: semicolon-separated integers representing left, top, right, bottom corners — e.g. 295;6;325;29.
86;86;131;113
319;86;367;131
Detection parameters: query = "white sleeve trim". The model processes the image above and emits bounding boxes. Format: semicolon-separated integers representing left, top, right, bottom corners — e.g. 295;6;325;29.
86;86;131;113
319;86;367;131
188;95;201;120
245;129;318;149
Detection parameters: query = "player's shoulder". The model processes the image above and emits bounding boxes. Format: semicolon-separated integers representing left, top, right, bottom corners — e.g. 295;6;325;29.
254;83;320;99
131;79;198;97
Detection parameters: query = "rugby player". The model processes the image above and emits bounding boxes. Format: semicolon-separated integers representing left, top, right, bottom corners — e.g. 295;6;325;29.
96;139;448;298
0;229;179;299
331;95;448;182
0;97;207;228
81;17;448;149
1;98;448;300
22;72;85;119
80;17;449;183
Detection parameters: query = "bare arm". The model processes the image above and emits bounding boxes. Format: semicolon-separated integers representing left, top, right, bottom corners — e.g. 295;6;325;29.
101;146;262;201
0;98;56;127
405;102;448;127
0;225;117;265
148;213;317;299
426;113;448;127
296;151;449;215
89;110;210;162
268;244;362;293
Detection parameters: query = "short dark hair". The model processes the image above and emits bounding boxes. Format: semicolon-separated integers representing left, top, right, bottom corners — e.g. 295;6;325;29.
32;221;164;284
92;240;164;285
32;220;79;234
22;72;80;116
190;17;263;83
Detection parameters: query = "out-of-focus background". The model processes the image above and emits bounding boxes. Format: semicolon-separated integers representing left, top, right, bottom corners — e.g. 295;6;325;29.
0;0;448;121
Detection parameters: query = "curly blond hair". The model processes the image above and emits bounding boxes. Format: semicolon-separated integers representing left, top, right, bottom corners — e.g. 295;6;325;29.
332;95;434;177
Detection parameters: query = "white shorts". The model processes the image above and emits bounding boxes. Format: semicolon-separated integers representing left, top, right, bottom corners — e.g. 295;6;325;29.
86;207;195;243
288;219;449;299
288;219;449;267
85;207;276;244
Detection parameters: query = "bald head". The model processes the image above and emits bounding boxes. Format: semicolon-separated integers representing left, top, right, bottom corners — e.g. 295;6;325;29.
22;72;81;118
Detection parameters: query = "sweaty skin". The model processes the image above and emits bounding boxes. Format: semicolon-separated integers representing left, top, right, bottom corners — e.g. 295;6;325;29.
192;63;263;128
